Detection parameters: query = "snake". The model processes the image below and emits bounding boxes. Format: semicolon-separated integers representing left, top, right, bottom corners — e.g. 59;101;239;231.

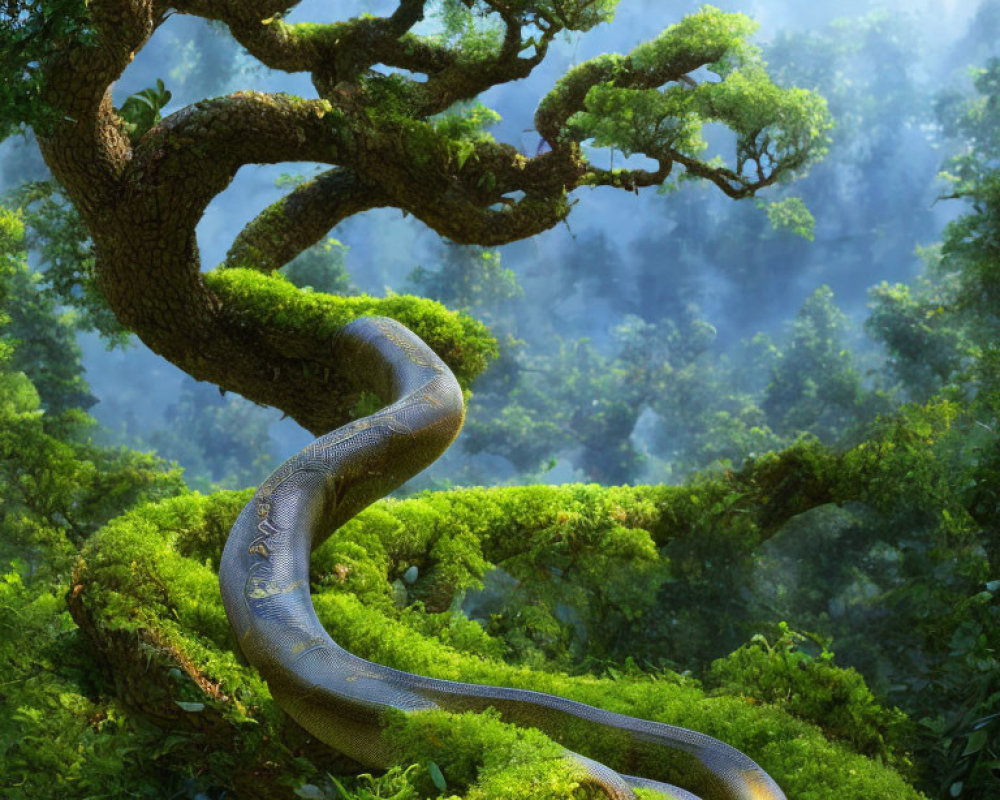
219;316;787;800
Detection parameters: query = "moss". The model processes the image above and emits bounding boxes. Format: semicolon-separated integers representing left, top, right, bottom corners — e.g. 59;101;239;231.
0;564;224;800
312;591;924;799
628;7;758;74
66;491;319;798
205;267;498;388
705;624;913;770
69;480;927;799
383;708;596;800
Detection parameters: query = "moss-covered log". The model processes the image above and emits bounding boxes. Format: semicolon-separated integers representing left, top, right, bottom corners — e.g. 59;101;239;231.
69;460;923;799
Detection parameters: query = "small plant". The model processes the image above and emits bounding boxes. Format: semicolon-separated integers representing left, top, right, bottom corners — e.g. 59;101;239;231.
115;79;172;141
706;622;913;769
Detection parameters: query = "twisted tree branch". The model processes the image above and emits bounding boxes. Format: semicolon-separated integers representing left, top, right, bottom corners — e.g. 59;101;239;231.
24;2;827;435
126;92;348;229
224;170;391;272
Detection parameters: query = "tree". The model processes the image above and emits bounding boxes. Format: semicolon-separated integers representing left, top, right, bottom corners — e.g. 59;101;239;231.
141;375;278;492
281;237;356;297
0;235;97;414
0;3;838;798
0;204;185;576
1;0;829;436
7;180;132;347
406;243;522;330
761;286;873;440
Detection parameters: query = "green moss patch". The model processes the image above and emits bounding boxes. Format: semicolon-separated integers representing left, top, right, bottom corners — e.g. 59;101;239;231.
71;484;927;799
205;268;498;388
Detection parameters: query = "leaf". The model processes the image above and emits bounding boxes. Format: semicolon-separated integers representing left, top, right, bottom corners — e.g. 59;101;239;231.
115;79;172;141
455;141;475;170
476;171;496;192
758;197;816;241
293;784;326;800
427;761;447;792
174;701;204;712
962;729;988;756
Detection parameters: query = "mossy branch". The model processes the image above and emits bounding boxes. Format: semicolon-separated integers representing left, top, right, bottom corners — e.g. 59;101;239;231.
223;170;391;274
67;470;927;800
537;8;830;195
130;92;348;224
24;2;828;436
205;268;497;406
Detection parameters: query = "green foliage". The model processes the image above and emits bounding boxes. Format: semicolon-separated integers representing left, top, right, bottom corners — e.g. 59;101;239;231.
65;483;926;800
5;181;131;347
383;708;591;800
937;59;1000;195
856;60;1000;425
296;765;424;800
0;564;206;800
707;623;912;767
0;364;185;574
2;246;96;413
204;267;499;389
746;394;998;800
0;204;24;363
459;285;886;484
865;258;972;402
436;0;620;42
1;186;278;496
0;202;23;258
0;206;185;577
464;332;653;483
692;64;830;172
406;244;522;327
432;101;502;171
139;376;277;492
566;7;831;188
628;6;758;73
761;286;883;440
281;238;356;296
0;0;97;139
461;313;719;483
758;196;816;241
545;0;620;32
0;212;207;799
429;1;504;64
114;79;172;142
0;384;182;564
849;79;1000;800
572;81;707;159
908;580;1000;800
645;326;782;477
940;165;1000;337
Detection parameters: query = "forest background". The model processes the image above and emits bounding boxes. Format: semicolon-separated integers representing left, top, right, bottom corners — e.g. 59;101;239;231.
1;1;999;799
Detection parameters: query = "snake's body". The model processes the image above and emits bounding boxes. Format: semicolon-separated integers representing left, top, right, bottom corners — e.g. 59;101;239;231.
219;317;786;800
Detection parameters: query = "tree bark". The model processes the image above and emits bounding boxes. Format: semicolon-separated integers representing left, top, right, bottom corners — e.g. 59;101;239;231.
29;1;828;434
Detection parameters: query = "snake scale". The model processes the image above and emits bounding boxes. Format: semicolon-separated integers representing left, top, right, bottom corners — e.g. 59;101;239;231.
219;316;786;800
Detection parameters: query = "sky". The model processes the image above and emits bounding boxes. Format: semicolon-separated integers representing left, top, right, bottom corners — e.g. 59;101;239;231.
0;0;994;487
